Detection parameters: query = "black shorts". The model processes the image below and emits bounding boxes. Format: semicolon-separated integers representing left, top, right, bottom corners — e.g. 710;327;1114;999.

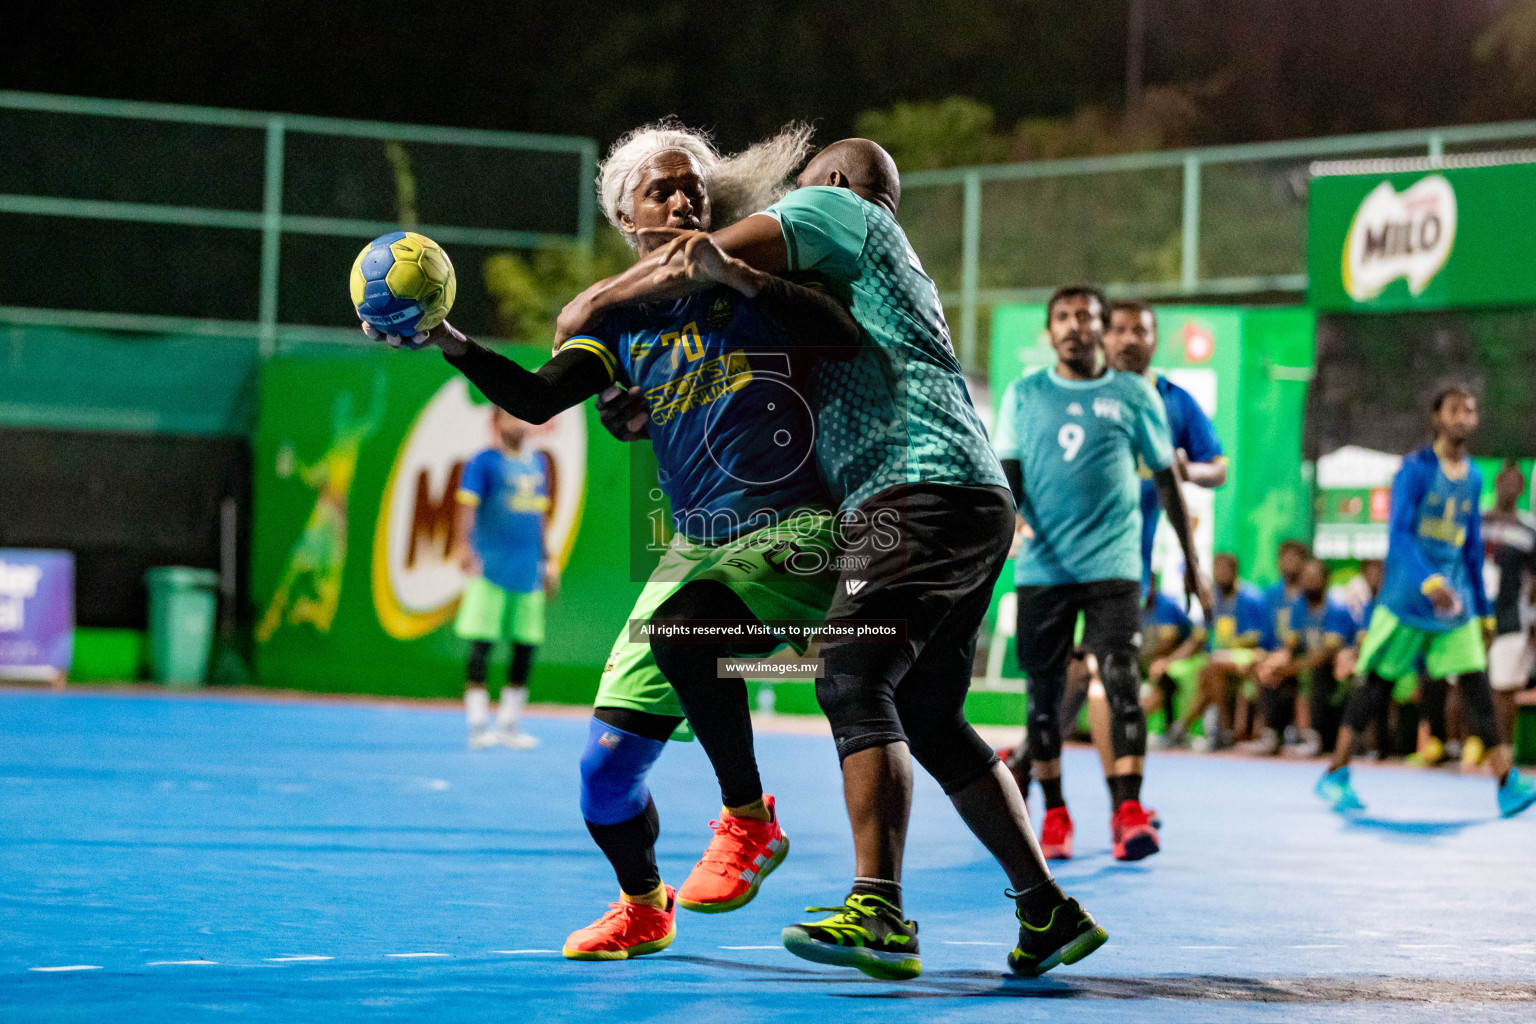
1015;579;1141;693
823;483;1014;647
815;482;1014;785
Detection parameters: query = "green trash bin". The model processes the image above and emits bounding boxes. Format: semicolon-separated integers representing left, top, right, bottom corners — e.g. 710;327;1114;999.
145;567;220;688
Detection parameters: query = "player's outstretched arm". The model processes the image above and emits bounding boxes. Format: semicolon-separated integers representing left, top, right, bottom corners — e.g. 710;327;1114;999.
1153;467;1214;621
363;319;612;424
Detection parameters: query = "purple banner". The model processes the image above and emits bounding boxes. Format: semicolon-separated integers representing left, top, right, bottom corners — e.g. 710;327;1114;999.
0;549;74;677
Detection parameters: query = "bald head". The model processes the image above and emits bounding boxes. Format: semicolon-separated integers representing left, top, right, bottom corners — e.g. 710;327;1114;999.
796;138;901;216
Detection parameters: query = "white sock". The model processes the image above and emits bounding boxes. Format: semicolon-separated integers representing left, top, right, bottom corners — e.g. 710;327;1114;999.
465;687;490;729
496;685;529;729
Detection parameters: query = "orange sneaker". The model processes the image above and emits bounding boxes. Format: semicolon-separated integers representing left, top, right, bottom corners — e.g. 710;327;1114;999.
562;886;677;960
676;794;789;914
1040;806;1074;860
1111;800;1160;862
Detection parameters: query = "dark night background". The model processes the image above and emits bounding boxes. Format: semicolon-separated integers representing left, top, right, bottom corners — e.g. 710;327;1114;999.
9;0;1536;155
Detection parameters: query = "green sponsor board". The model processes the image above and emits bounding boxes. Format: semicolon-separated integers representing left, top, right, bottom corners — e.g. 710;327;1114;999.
1308;162;1536;312
251;344;659;703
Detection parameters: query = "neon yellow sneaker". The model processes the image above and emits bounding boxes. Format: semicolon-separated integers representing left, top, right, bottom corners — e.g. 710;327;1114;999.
781;894;920;981
1008;893;1108;977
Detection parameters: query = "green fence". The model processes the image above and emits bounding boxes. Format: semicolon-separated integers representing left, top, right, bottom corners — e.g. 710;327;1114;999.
0;90;596;354
900;119;1536;371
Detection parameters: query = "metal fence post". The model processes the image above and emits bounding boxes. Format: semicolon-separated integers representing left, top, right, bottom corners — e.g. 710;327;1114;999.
1181;154;1200;293
959;170;981;371
258;117;286;357
1428;132;1444;165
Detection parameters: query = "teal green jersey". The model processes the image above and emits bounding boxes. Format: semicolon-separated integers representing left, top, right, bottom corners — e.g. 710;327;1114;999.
763;186;1007;511
995;367;1173;586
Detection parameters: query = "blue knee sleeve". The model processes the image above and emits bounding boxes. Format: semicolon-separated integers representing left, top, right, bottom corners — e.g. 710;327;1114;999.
579;717;666;826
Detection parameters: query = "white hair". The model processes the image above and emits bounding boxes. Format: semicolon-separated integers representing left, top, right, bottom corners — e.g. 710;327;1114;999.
597;119;813;247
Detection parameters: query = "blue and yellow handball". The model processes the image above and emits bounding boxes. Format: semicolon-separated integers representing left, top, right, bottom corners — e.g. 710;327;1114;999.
350;231;457;335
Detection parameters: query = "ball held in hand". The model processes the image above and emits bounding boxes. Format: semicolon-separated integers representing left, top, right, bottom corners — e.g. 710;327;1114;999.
350;231;456;336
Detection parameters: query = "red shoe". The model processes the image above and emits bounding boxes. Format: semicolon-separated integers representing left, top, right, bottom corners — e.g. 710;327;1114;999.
676;795;789;914
562;886;677;960
1111;800;1160;862
1039;806;1074;860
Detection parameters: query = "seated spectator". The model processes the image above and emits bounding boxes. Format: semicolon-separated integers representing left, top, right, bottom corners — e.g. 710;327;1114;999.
1141;578;1208;749
1167;553;1266;752
1243;558;1352;756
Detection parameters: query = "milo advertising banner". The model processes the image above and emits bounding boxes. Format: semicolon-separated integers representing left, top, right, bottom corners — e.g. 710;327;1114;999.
1308;159;1536;312
251;345;653;701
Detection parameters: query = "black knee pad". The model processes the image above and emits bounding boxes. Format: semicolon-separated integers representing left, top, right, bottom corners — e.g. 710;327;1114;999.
1026;702;1063;763
815;643;908;761
1458;671;1500;747
1100;649;1146;759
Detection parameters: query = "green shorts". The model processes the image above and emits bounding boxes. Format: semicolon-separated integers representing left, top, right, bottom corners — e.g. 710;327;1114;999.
1355;605;1486;682
454;576;546;646
594;514;839;721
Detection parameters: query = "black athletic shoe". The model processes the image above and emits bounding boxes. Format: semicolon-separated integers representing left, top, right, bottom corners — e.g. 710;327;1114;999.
781;894;921;980
1007;892;1107;977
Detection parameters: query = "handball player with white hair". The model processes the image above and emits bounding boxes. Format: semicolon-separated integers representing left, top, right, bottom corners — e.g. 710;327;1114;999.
364;120;866;961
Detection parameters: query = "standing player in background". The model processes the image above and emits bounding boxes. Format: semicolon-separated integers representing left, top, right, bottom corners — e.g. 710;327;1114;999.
1167;552;1269;751
1261;558;1356;758
995;286;1212;863
1090;300;1226;757
571;141;1107;982
451;407;553;750
1317;388;1536;817
1482;461;1536;746
1102;300;1227;592
1239;539;1311;754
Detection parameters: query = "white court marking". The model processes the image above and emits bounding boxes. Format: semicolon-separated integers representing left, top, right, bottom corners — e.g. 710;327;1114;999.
29;966;102;972
386;953;450;959
720;946;782;950
147;960;219;966
1398;944;1458;949
265;956;333;962
1179;946;1236;950
1287;945;1344;949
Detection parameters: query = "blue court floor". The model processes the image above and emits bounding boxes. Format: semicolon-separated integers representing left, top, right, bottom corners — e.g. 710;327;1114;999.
2;689;1534;1023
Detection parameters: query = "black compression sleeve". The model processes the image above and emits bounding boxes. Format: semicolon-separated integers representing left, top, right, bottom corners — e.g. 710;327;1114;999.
1001;458;1024;508
444;341;612;423
753;275;862;360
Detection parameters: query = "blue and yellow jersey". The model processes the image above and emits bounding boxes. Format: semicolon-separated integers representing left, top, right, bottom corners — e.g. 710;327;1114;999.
1139;374;1223;590
763;186;1007;511
1283;594;1357;655
1210;580;1268;651
1377;446;1491;632
457;448;549;593
995;367;1173;586
563;286;830;541
1141;592;1196;658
